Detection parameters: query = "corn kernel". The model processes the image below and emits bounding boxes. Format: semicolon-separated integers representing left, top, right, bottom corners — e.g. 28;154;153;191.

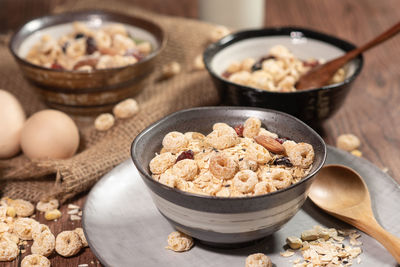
6;206;16;217
351;149;362;157
44;209;62;221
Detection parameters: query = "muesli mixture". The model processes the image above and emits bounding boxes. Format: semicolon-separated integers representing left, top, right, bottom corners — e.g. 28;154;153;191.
26;22;153;71
222;45;346;92
149;117;314;197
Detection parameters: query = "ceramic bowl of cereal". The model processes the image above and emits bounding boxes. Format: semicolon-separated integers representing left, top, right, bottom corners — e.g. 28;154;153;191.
131;106;326;245
9;10;165;114
203;27;363;127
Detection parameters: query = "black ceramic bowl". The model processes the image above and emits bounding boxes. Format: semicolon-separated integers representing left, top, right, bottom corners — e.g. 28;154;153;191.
9;10;166;114
131;107;326;245
203;27;363;126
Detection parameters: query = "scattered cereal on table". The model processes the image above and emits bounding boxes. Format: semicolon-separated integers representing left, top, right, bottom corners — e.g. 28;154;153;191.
166;231;193;252
94;113;115;131
44;209;62;221
31;231;55;257
36;199;59;213
0;240;19;261
162;61;181;78
68;204;80;209
113;98;139;119
194;54;205;70
32;224;51;240
280;249;295;257
55;230;83;257
75;227;88;248
245;253;272;267
70;215;82;221
286;236;303;249
336;134;361;152
21;254;50;267
210;25;231;43
14;217;39;240
351;149;362;157
9;199;35;217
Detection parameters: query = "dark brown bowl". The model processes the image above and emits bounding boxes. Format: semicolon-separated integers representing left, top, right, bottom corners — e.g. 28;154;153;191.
9;10;166;114
203;27;363;127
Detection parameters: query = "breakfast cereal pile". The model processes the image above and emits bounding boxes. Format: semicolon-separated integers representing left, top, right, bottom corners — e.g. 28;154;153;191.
149;117;314;197
223;45;346;92
0;197;87;264
281;225;363;266
26;22;152;71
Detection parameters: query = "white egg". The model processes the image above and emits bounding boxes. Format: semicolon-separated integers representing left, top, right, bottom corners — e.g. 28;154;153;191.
0;89;26;159
21;109;80;160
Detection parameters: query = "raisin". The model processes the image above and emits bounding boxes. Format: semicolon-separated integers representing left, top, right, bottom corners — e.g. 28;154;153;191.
275;137;290;144
62;42;69;54
251;55;275;72
273;157;293;167
124;48;144;61
86;37;97;55
51;63;64;70
224;184;231;187
176;150;194;162
221;71;231;78
75;33;85;39
234;124;244;137
303;60;320;68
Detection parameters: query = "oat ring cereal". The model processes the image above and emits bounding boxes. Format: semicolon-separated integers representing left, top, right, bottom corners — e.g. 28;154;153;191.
9;199;35;217
14;217;39;240
209;153;238;180
162;131;188;153
31;232;56;257
149;117;315;197
36;199;59;213
0;240;19;261
21;254;51;267
245;253;272;267
55;231;82;257
233;170;259;193
32;224;51;240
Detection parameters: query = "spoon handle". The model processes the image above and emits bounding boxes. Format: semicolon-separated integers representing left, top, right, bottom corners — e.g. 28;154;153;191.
354;216;400;264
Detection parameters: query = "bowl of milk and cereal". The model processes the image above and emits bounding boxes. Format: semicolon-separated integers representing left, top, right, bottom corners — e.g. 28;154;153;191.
203;27;363;126
131;107;326;245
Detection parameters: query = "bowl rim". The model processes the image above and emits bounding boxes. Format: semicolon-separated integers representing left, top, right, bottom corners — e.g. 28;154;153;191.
131;106;327;202
203;26;364;94
9;9;167;74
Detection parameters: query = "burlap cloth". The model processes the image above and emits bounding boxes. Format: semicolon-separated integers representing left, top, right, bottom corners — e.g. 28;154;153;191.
0;0;220;202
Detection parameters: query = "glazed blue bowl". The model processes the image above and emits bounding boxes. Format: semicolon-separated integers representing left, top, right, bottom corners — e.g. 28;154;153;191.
131;107;326;245
203;27;363;127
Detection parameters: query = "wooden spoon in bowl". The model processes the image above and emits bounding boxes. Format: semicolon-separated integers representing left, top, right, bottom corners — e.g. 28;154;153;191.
308;164;400;263
296;21;400;90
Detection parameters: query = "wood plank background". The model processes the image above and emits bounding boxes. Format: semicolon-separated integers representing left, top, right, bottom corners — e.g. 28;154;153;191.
1;0;399;266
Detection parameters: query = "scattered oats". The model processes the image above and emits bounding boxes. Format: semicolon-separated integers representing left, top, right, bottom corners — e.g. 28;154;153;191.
68;204;80;209
78;211;83;216
78;264;89;267
280;249;295;257
165;231;193;252
336;134;360;151
301;229;319;241
67;209;80;215
194;54;205;70
357;257;361;264
293;258;302;264
70;215;82;221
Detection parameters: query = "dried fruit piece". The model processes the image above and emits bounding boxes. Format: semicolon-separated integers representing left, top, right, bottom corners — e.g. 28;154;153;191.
254;135;285;154
273;157;293;167
176;150;194;162
85;37;97;55
44;209;62;221
234;124;244;137
55;231;82;257
21;254;50;267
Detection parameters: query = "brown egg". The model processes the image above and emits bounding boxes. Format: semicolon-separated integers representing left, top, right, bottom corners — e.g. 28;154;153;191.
21;110;80;160
0;89;26;159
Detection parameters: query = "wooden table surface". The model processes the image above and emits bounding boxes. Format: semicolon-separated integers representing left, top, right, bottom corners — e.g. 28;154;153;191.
2;0;399;266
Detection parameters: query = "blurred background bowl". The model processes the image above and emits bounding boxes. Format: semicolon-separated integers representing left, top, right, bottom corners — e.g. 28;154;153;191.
203;27;363;127
9;10;166;115
131;106;326;245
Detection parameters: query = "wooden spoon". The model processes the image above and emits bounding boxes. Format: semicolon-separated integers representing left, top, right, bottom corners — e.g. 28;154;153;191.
308;164;400;263
296;21;400;90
